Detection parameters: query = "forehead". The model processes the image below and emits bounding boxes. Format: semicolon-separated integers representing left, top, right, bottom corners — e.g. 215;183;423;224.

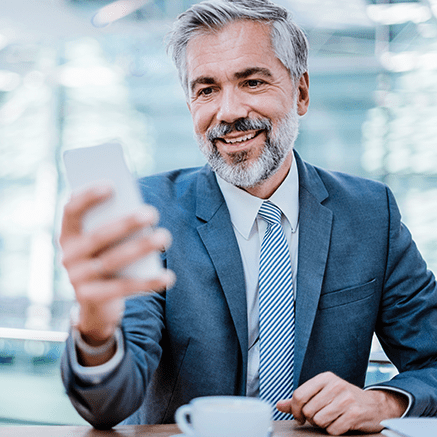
186;20;287;82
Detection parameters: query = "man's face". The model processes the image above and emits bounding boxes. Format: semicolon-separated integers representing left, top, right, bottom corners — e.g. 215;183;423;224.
185;20;309;188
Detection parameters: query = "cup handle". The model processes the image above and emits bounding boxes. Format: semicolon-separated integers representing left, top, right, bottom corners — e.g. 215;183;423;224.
175;404;195;436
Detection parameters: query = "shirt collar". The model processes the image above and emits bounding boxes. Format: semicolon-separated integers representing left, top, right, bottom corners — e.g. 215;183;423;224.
216;156;299;240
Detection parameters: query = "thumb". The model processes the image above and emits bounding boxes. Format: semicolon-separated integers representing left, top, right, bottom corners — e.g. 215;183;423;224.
276;399;292;413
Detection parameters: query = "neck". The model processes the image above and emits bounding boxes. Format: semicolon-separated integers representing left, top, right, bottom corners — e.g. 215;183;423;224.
240;152;293;199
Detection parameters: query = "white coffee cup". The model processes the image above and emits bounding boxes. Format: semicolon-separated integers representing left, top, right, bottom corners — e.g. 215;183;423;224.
175;396;272;437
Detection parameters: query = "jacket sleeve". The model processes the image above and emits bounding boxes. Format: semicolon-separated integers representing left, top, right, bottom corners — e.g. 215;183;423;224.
61;291;166;429
372;187;437;416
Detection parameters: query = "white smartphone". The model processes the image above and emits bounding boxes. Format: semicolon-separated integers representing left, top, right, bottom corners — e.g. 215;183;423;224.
63;142;162;280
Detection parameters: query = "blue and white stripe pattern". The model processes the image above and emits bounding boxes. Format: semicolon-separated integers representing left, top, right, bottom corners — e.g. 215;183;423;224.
258;201;294;421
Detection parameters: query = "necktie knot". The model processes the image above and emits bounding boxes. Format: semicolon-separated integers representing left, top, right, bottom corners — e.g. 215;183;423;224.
258;201;282;226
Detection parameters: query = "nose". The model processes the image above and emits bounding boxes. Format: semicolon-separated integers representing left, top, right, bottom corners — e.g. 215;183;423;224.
216;87;249;124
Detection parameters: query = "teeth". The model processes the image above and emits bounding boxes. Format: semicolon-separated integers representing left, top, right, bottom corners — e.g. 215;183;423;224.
223;132;257;144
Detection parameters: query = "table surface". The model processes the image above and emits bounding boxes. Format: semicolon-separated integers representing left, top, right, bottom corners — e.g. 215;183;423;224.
0;421;384;436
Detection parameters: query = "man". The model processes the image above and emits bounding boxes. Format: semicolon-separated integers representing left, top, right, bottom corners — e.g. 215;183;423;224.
60;0;437;435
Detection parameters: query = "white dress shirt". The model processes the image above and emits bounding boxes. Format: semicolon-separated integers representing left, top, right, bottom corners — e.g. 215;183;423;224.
216;157;299;397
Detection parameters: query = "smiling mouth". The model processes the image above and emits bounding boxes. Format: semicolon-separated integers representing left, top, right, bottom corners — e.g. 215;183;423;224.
217;130;264;145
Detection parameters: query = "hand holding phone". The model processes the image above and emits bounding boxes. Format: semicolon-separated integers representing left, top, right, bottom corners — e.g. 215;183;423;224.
63;142;163;280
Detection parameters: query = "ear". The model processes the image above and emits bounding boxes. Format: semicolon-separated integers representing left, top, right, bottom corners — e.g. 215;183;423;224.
296;72;310;116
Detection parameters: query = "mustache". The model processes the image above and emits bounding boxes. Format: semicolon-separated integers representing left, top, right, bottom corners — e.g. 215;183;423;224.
206;118;272;142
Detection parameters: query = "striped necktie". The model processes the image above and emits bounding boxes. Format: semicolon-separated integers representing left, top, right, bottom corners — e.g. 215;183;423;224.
258;200;294;420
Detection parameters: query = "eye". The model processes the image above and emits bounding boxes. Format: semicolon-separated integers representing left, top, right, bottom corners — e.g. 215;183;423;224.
246;79;264;88
199;87;214;96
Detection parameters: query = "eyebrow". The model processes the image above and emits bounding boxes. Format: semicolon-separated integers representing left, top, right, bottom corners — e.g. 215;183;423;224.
190;76;216;94
234;67;273;80
189;67;273;94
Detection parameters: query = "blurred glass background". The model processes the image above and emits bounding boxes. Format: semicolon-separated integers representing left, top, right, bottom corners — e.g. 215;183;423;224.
0;0;436;426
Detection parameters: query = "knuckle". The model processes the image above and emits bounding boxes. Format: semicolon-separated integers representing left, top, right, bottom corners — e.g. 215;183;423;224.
301;404;314;418
292;391;304;404
312;415;328;429
332;379;345;392
322;371;336;382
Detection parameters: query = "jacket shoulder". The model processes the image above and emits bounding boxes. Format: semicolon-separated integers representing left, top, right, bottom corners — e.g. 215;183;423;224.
137;166;206;208
299;155;390;204
316;166;388;199
296;155;394;224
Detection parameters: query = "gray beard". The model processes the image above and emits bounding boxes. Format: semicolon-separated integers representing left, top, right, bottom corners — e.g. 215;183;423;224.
195;104;299;189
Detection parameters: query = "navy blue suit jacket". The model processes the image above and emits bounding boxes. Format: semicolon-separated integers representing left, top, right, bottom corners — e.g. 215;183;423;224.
61;152;437;428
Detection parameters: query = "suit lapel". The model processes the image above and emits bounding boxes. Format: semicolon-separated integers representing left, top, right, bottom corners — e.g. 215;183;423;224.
192;157;333;392
195;167;249;391
294;154;333;387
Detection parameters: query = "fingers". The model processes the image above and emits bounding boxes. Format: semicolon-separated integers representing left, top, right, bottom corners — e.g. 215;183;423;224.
62;205;160;268
60;186;113;246
60;184;166;285
284;372;393;435
98;227;170;277
291;373;352;433
276;399;291;412
306;390;352;434
276;374;329;425
287;372;331;425
66;226;171;286
74;269;176;344
59;185;176;341
75;269;176;304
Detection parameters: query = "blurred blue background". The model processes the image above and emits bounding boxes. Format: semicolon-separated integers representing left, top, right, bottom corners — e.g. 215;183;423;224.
0;0;436;426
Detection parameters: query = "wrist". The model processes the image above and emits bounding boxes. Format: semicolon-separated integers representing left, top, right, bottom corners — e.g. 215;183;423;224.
72;326;122;367
372;389;409;419
72;327;117;356
70;301;123;343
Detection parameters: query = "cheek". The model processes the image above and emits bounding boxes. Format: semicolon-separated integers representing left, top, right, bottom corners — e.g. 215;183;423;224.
190;103;216;136
192;114;205;136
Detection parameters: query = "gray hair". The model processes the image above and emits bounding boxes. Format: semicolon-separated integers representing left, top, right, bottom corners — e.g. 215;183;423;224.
166;0;309;98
